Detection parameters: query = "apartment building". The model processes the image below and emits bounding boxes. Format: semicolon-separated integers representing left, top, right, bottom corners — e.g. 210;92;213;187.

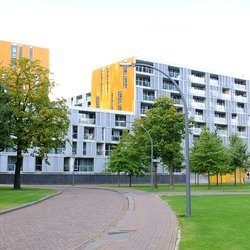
0;40;49;69
91;56;250;147
1;53;250;174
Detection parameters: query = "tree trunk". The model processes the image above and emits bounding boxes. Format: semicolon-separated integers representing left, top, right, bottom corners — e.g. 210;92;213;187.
14;148;23;189
197;174;199;186
153;164;158;189
234;169;237;186
118;172;120;187
194;173;197;185
220;174;223;186
169;165;173;190
216;174;219;186
129;175;132;187
208;172;210;190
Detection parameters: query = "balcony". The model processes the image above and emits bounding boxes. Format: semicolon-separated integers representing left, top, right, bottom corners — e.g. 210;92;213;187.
191;88;206;96
237;108;245;113
210;79;219;86
191;101;205;109
112;135;122;141
231;119;238;125
143;95;155;102
136;79;151;87
222;94;230;100
217;130;227;136
84;134;95;140
214;117;227;124
190;75;205;84
194;115;204;122
136;65;153;74
234;84;246;91
79;118;96;125
237;131;246;137
115;121;126;127
234;96;247;102
192;128;201;134
169;71;180;78
215;105;225;112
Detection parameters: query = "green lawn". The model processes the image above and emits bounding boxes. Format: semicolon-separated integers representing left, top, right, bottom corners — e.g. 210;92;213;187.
162;195;250;250
106;182;250;192
0;186;58;211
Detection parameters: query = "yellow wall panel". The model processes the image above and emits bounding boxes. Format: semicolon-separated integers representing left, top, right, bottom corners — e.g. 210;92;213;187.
91;56;135;112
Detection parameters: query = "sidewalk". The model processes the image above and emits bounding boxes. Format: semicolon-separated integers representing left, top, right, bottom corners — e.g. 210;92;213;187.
0;186;178;250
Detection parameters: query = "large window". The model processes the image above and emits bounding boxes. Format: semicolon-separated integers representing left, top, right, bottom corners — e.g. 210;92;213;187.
11;44;17;63
84;127;95;140
115;114;126;127
7;156;17;171
123;66;127;88
74;158;94;172
118;90;122;110
72;125;78;139
64;157;70;171
35;157;42;171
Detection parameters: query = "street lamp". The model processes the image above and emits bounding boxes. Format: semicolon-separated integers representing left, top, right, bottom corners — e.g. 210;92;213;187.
127;121;154;191
68;141;76;186
120;62;191;216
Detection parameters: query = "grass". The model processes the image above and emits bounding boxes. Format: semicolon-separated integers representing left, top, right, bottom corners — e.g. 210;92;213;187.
162;195;250;250
105;182;250;193
0;186;58;211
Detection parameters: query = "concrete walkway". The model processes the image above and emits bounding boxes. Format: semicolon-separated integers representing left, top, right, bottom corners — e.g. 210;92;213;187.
0;186;178;250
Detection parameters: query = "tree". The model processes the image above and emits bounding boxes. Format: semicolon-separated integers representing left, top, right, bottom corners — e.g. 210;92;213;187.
134;97;188;189
190;128;228;189
0;58;70;189
228;134;249;185
0;83;13;151
106;131;149;186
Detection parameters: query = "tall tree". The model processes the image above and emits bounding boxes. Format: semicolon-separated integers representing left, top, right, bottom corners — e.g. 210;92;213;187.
190;128;228;189
228;134;249;186
0;83;13;151
106;131;149;186
134;97;188;189
0;58;70;189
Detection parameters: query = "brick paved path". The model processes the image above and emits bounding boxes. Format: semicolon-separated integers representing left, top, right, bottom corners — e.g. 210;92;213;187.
0;187;127;250
0;187;179;250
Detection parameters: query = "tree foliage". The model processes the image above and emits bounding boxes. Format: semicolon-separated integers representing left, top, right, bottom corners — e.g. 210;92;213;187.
0;83;13;151
133;97;188;189
106;131;149;186
190;128;229;188
0;58;70;189
228;134;250;185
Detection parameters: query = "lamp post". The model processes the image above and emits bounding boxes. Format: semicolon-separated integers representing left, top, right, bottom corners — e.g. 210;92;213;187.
120;62;191;216
128;121;154;191
68;141;76;186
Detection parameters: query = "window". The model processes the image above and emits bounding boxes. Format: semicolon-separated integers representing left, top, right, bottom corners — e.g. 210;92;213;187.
79;111;96;124
74;158;94;172
84;127;95;140
118;90;122;110
83;142;86;155
29;46;33;60
105;144;115;156
96;96;100;108
123;66;127;88
102;127;105;140
100;68;103;95
11;44;17;63
106;67;110;92
19;45;23;58
112;129;123;141
64;157;70;171
163;79;178;91
136;75;150;87
72;142;77;155
97;143;104;155
72;125;78;139
168;66;180;78
35;157;42;171
7;156;17;171
111;92;114;109
115;114;126;127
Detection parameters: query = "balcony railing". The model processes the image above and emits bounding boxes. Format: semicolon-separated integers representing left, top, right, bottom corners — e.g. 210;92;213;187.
234;84;246;91
217;130;227;136
214;117;227;124
112;135;121;141
136;79;151;87
194;115;204;122
173;99;183;105
191;88;206;96
79;118;96;124
215;105;225;112
84;134;95;140
210;79;219;86
143;95;155;101
234;96;247;102
136;66;153;74
163;83;178;92
190;75;205;84
169;71;180;78
192;128;201;134
191;101;205;109
237;131;246;137
115;121;126;127
237;108;245;113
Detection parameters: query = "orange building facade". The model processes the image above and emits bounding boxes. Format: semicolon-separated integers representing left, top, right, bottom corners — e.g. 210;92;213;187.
0;40;49;69
91;56;135;112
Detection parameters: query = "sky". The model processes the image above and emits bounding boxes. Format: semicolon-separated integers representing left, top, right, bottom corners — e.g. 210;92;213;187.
1;0;250;99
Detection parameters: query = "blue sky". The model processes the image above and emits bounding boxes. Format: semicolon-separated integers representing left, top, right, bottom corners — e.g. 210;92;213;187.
1;0;250;98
